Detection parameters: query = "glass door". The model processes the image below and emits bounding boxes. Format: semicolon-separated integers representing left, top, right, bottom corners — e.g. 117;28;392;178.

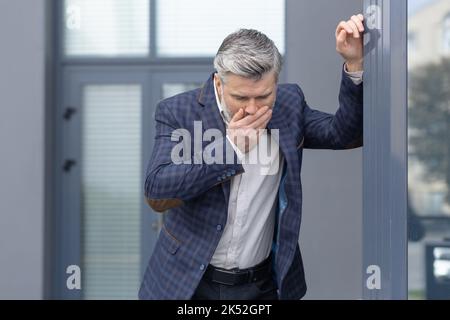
56;69;150;299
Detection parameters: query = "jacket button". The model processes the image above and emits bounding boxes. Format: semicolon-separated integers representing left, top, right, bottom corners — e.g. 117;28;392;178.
200;264;205;271
216;224;223;231
217;177;222;182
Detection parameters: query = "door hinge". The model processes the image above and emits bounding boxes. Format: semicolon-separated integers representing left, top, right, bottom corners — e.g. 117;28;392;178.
63;107;77;121
62;159;77;172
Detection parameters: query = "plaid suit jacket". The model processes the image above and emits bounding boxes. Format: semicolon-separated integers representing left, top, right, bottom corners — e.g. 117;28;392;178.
139;68;363;300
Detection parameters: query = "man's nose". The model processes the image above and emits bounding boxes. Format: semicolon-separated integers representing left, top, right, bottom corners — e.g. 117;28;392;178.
244;101;259;115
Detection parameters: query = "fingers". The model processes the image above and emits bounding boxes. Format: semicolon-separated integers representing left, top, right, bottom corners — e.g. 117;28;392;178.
231;108;245;123
337;29;347;46
260;117;272;131
251;108;273;129
351;15;365;33
336;21;353;38
347;19;360;38
336;14;365;39
233;106;271;128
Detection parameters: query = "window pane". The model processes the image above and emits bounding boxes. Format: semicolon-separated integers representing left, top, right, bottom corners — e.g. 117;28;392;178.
408;0;450;300
81;85;142;299
162;83;202;99
444;14;450;54
156;0;285;57
64;0;150;57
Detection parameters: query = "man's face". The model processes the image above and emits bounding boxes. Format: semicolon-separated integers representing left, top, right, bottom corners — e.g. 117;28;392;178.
214;72;277;122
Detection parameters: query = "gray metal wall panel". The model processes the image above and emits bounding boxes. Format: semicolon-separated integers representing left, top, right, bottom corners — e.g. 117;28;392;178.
362;0;408;299
0;0;47;299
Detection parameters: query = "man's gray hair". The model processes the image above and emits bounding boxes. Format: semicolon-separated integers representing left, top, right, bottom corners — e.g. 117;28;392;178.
214;29;283;83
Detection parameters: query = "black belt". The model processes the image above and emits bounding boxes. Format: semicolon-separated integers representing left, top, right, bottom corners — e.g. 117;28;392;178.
204;255;273;286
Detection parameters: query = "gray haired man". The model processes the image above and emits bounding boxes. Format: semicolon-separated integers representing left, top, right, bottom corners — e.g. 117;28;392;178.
140;14;365;300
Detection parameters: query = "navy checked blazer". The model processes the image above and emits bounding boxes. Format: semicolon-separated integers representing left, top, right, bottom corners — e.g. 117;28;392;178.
139;67;363;300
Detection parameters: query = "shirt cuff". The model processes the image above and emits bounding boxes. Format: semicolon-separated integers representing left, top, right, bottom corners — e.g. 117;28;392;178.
344;63;364;85
226;135;245;161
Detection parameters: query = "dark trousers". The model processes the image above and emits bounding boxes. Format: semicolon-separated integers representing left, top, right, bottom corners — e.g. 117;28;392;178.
191;271;279;300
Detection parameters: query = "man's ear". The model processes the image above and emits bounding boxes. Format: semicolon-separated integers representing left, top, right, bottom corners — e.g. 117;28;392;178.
214;74;223;101
214;74;222;91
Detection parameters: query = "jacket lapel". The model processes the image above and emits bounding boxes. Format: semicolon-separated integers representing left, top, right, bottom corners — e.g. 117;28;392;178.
197;74;231;207
197;73;226;135
267;97;299;169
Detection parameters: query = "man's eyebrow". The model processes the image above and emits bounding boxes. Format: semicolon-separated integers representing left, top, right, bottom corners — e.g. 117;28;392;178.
231;92;273;99
257;92;273;98
230;94;247;99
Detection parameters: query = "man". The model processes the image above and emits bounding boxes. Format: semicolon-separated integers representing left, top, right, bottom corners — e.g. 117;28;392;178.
139;14;365;300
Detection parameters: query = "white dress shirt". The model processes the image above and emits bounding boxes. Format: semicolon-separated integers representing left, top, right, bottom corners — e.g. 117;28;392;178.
210;67;363;270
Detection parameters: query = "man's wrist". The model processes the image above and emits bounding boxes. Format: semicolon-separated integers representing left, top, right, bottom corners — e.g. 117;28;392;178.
345;60;364;72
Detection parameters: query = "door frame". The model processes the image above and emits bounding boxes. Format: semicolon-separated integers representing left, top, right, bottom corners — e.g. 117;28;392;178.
362;0;408;299
54;68;152;299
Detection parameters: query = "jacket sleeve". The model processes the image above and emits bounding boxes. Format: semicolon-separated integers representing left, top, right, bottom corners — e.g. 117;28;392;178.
301;67;364;150
144;101;244;212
